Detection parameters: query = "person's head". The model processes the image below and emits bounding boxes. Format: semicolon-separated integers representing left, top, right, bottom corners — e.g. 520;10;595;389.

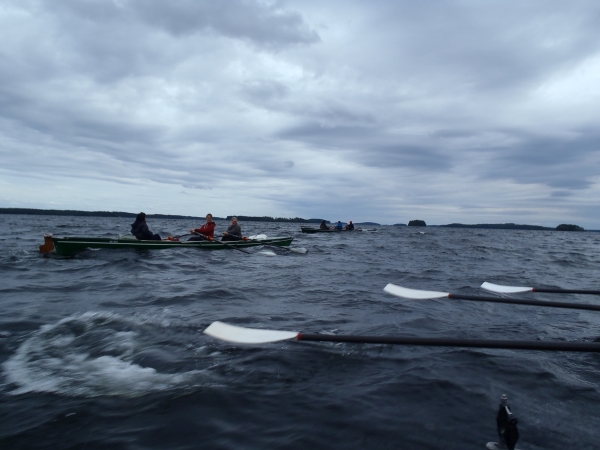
231;217;238;224
206;213;213;222
350;221;353;224
136;212;146;222
338;221;341;224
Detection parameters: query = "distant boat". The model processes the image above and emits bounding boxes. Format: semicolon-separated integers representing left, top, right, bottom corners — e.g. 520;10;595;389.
300;227;361;234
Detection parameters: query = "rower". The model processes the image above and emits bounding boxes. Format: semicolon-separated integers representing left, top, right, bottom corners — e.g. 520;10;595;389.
131;212;162;240
319;220;329;230
222;217;242;241
344;221;354;230
188;213;216;241
335;221;343;230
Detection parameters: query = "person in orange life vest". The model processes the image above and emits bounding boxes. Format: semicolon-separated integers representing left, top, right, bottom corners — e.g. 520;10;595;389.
188;213;216;241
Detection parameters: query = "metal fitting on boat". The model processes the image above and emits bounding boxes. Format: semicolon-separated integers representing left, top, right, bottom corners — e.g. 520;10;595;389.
486;394;519;450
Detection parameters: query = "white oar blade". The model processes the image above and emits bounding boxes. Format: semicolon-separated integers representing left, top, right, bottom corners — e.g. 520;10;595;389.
204;321;298;344
384;283;449;299
248;234;267;240
481;282;533;293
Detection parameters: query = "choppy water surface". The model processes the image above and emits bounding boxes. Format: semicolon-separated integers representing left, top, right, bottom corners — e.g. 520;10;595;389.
1;214;600;449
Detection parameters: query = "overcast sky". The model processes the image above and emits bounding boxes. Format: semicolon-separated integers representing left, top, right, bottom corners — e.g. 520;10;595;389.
1;0;599;226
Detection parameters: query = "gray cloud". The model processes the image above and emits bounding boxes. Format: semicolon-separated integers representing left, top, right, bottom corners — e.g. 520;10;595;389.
53;0;320;47
478;130;600;190
279;123;451;170
1;1;600;226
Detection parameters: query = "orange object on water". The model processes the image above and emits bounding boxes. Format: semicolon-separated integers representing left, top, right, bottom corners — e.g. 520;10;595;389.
39;234;55;253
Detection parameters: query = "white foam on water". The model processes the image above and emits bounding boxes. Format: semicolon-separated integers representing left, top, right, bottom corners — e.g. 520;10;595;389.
2;312;207;398
257;250;276;257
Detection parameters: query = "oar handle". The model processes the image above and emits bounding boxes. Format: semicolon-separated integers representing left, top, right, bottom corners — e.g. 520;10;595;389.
448;294;600;312
297;333;600;352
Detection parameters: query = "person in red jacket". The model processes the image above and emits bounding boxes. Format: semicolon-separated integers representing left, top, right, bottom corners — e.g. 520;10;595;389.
188;213;216;241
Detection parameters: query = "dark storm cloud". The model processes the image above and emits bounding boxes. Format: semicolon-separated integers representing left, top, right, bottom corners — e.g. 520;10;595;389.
53;0;319;47
480;130;600;190
278;122;451;170
0;0;320;176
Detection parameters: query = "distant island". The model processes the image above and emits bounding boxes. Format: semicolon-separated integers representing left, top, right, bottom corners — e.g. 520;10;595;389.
226;215;324;223
439;223;585;231
555;224;584;231
440;222;551;230
408;220;426;227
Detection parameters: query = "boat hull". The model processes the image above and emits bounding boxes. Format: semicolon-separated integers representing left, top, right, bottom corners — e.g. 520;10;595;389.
50;236;293;256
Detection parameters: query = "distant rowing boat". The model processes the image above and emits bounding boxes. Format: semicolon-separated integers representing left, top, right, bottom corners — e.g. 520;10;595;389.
300;227;362;234
40;235;293;256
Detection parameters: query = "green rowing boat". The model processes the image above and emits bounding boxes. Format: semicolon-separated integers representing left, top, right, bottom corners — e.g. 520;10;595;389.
40;234;293;256
300;227;361;234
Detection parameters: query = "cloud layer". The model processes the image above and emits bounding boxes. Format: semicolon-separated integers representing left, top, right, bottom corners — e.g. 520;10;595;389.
1;0;599;226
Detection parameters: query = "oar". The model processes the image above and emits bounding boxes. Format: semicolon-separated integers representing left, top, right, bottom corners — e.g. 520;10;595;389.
482;282;600;295
193;232;250;254
164;233;192;241
204;321;600;352
383;283;600;312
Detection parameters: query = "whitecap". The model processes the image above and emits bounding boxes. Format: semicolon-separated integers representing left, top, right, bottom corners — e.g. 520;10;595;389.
2;312;208;398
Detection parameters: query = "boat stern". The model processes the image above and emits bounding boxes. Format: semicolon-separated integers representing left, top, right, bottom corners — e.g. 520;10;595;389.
39;234;55;253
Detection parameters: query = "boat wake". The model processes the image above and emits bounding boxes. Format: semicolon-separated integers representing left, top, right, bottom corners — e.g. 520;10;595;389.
2;312;211;398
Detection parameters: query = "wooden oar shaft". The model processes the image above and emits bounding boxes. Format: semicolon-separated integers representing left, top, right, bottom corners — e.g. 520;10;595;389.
448;293;600;311
222;241;250;254
194;232;250;254
297;334;600;352
532;288;600;295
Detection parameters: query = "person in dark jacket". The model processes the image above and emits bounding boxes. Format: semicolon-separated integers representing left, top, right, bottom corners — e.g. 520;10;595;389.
319;220;329;230
344;221;355;230
222;217;242;241
131;212;162;240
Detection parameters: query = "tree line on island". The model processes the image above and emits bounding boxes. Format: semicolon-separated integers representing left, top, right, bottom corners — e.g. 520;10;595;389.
0;208;588;231
0;208;326;223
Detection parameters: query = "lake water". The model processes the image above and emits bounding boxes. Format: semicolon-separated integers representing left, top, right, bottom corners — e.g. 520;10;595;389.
1;214;599;449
